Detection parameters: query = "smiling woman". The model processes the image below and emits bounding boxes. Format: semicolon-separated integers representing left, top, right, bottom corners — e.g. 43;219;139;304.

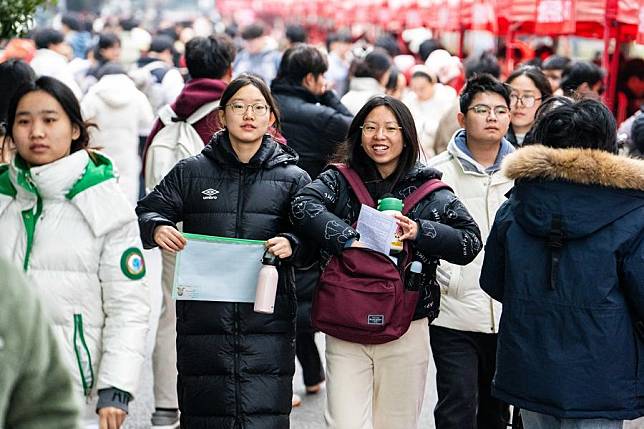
290;95;482;429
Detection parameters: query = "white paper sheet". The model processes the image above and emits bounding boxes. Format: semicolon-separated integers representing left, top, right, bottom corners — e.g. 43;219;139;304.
355;204;398;255
173;234;266;302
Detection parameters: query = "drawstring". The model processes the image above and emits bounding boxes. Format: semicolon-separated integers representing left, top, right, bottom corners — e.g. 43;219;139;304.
546;215;565;290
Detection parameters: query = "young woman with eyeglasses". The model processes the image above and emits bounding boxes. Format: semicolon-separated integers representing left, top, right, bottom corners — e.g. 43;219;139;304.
290;96;481;429
505;65;553;147
136;74;311;429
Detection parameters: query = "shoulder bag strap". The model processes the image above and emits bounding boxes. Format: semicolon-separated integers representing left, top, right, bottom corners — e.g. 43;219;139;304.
402;179;453;215
329;163;375;208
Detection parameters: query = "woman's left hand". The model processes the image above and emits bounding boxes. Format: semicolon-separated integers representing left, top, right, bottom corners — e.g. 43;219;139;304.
394;213;419;241
266;237;293;259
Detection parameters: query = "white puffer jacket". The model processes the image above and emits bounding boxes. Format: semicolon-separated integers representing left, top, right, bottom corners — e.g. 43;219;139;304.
0;150;150;404
81;73;155;206
428;131;514;333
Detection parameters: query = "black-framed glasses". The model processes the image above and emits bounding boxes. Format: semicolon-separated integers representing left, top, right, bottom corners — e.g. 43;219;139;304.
510;94;542;108
467;105;510;116
226;102;270;116
360;123;403;137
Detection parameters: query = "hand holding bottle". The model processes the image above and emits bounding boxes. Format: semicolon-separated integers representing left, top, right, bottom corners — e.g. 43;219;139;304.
266;236;292;259
393;213;419;241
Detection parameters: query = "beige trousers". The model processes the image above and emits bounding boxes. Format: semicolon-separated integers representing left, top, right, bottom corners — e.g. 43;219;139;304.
152;249;179;409
324;318;430;429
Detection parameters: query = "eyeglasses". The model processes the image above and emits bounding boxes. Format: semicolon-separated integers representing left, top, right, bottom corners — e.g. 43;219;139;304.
467;105;510;117
510;94;542;108
360;123;402;137
226;102;270;116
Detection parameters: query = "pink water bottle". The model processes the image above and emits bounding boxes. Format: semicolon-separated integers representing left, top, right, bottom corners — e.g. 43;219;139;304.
254;251;279;314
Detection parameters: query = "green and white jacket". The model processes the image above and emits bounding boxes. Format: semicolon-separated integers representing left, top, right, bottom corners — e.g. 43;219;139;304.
0;150;150;406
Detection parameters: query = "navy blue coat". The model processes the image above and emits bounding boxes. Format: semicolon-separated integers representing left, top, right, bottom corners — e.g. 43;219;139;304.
481;145;644;420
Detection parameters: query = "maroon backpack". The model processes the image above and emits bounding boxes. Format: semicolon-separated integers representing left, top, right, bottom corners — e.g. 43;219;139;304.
311;164;452;344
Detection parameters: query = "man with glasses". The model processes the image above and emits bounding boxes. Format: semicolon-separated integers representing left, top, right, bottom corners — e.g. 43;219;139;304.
427;73;514;429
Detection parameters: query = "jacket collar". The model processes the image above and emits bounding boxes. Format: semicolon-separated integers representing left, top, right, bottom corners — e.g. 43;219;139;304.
502;145;644;191
204;131;299;169
10;150;90;199
447;129;515;175
270;80;318;103
347;77;384;93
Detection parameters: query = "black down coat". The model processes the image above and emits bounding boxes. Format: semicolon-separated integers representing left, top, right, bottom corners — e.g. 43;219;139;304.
291;164;482;321
136;132;310;429
271;81;353;180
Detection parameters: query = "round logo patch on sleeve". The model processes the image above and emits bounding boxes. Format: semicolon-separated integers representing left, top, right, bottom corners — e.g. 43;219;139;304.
120;247;146;280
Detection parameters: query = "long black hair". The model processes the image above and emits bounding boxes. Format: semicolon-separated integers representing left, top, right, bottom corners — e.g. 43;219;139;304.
4;76;94;154
333;95;419;187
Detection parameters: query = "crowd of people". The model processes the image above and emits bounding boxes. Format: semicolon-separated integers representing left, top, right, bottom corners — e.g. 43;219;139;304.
0;11;643;429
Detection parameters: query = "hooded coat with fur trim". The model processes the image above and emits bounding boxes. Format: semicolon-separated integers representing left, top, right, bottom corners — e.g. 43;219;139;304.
480;145;644;420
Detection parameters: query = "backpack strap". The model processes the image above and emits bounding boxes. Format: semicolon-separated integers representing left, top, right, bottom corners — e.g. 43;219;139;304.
157;104;177;127
185;100;220;124
402;179;453;216
329;163;375;208
157;100;220;127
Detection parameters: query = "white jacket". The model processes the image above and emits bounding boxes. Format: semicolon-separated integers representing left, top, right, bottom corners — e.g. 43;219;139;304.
341;77;385;115
30;49;83;100
428;131;514;333
81;74;155;205
403;83;457;159
0;150;150;406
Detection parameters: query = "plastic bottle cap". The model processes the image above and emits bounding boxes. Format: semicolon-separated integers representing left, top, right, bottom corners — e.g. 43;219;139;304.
377;197;403;212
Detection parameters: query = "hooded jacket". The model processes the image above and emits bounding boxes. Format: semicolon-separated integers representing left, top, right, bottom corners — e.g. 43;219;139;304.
428;129;514;333
481;145;644;419
271;80;353;180
0;150;150;418
136;132;310;429
81;73;155;204
340;77;385;115
291;163;482;322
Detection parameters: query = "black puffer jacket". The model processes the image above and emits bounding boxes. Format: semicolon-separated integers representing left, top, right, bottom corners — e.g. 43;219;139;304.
136;132;310;429
291;164;482;321
271;81;353;180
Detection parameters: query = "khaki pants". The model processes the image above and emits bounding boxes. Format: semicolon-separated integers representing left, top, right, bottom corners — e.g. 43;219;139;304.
152;249;178;409
325;318;430;429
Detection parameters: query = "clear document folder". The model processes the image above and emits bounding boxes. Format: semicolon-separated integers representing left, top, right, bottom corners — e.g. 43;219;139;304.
172;233;266;302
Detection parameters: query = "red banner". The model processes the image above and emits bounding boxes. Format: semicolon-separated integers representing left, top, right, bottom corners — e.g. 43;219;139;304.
534;0;576;34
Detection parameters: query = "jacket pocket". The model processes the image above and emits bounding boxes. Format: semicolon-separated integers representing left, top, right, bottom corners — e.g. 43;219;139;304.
73;313;94;396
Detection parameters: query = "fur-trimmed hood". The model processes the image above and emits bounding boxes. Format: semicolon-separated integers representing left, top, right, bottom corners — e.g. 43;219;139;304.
501;145;644;240
502;145;644;191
